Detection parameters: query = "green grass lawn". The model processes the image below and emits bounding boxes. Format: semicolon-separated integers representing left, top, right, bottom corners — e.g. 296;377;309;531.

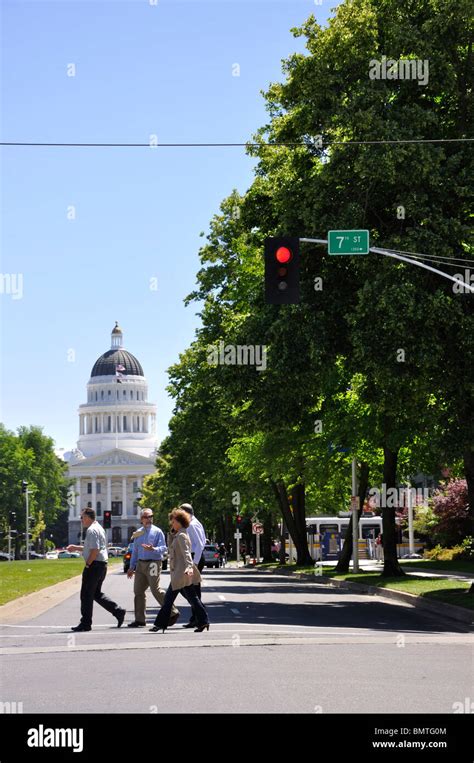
0;557;122;606
399;559;474;574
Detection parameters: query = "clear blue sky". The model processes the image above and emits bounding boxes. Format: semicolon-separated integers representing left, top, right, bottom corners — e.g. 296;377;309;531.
1;0;334;452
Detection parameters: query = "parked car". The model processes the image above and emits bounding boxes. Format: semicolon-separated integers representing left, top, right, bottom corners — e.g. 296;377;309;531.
57;551;81;559
107;545;125;557
0;552;13;561
202;544;220;568
123;543;133;573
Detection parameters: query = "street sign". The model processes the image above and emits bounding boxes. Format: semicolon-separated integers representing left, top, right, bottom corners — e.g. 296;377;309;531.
234;531;242;539
328;230;369;255
252;523;263;535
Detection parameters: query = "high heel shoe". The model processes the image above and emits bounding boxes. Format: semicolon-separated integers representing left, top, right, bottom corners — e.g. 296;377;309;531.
194;623;210;633
149;625;166;633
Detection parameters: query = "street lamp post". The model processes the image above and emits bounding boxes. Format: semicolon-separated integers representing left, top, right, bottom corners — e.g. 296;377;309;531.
21;481;31;562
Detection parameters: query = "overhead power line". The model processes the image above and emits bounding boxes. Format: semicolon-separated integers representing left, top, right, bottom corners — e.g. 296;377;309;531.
388;256;469;269
382;248;473;266
0;138;473;148
371;247;474;293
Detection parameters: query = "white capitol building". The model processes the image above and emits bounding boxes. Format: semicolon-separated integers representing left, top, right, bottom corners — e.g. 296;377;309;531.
67;322;157;544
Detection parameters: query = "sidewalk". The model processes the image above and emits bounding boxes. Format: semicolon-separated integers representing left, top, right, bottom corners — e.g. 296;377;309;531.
314;560;474;581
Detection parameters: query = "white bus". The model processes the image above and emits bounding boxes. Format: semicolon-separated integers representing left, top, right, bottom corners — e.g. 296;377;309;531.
283;514;424;561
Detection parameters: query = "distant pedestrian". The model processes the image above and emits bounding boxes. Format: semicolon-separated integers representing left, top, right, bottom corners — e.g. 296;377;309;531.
68;508;125;632
150;509;209;634
126;508;179;628
218;542;226;567
375;533;384;561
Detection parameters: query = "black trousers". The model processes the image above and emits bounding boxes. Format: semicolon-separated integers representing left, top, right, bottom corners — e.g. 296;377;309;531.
186;555;206;624
194;555;206;600
80;562;121;627
153;583;208;629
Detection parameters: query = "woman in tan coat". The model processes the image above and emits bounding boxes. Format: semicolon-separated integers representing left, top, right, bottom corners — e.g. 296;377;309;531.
150;508;209;633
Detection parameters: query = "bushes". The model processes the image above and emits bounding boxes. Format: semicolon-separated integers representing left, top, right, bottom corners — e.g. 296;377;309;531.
424;537;474;561
430;479;470;547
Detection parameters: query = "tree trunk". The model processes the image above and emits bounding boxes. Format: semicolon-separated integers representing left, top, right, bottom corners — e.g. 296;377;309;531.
270;479;312;566
463;448;474;594
262;512;273;562
335;461;370;573
224;512;233;550
218;513;225;545
382;446;405;576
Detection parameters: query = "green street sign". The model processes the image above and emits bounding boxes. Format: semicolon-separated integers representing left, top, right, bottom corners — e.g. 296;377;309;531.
328;229;370;255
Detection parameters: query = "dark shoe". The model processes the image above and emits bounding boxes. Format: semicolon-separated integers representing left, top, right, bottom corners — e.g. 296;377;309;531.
194;623;210;633
149;625;166;633
127;621;146;628
116;608;126;628
182;620;196;629
71;624;91;632
167;612;180;627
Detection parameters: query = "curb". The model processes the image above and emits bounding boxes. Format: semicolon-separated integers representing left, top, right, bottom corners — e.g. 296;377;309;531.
318;575;474;626
252;566;474;626
0;563;123;624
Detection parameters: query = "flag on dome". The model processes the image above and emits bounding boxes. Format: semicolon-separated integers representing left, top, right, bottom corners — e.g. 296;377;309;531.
116;363;126;382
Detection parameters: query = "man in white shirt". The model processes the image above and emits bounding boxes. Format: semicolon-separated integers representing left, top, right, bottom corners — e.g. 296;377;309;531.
180;503;207;628
67;508;126;631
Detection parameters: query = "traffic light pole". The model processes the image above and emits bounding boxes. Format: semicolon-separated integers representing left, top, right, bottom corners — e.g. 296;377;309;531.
299;238;474;293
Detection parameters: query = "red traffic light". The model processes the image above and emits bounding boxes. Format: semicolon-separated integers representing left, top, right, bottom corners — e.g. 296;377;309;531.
264;236;300;305
275;246;292;264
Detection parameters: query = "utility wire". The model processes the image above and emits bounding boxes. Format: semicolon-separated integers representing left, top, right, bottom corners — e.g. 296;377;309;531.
0;138;473;148
371;246;474;293
382;248;473;265
387;256;469;269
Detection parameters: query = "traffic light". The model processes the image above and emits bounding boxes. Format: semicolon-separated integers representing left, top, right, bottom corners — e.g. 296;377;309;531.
21;480;28;494
9;511;16;527
103;510;112;529
264;236;300;304
236;515;242;525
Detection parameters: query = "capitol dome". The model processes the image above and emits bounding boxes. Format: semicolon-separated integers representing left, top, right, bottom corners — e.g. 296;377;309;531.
90;321;144;377
91;350;144;377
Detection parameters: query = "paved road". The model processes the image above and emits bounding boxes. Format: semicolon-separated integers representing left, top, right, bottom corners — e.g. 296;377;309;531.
1;566;472;713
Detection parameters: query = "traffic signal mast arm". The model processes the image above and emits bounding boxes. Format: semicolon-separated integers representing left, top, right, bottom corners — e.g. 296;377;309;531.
299;238;474;294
